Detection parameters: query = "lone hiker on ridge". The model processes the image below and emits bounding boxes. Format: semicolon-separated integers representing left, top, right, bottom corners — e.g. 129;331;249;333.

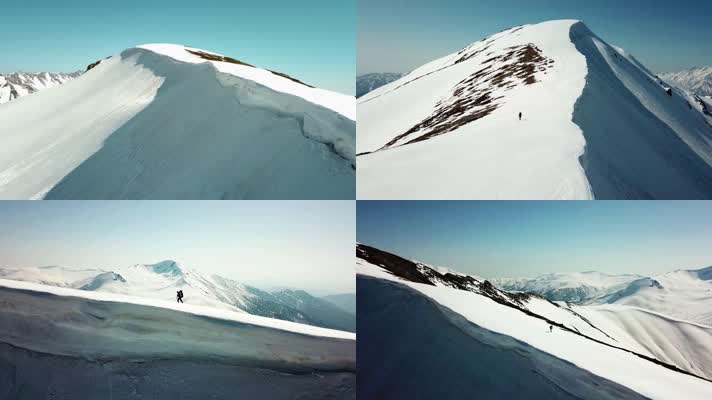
549;324;553;333
519;112;522;121
176;290;184;303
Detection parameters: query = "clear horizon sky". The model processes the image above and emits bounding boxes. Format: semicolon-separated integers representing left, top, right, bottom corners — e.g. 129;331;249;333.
0;201;355;295
358;0;712;75
2;1;355;95
357;201;712;279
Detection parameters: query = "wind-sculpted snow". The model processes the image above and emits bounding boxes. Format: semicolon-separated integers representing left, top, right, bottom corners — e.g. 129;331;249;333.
570;22;712;199
0;280;355;399
357;244;712;399
358;276;649;400
0;45;355;199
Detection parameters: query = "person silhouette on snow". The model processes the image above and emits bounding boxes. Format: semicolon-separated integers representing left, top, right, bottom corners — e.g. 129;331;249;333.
519;112;522;121
549;325;553;333
177;290;184;303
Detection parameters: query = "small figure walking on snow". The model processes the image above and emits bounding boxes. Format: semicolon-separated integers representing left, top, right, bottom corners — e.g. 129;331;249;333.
549;325;553;333
519;112;522;121
176;290;184;303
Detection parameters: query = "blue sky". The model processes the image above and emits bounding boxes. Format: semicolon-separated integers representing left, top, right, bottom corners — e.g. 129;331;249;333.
357;201;712;278
358;0;712;75
1;1;355;95
0;201;355;294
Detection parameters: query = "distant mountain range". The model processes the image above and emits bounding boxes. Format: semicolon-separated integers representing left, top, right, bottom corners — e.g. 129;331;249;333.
0;71;81;104
0;260;355;332
356;72;402;97
661;66;712;97
494;266;712;326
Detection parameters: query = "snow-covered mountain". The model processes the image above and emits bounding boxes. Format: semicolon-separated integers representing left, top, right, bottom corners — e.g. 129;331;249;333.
493;271;645;303
661;66;712;97
357;20;712;199
0;278;355;399
494;266;712;326
357;244;712;398
0;44;355;199
0;260;355;332
356;72;403;97
0;71;82;104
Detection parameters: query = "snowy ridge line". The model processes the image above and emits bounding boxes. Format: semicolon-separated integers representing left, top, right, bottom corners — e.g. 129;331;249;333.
0;279;355;340
355;244;712;384
357;24;525;106
137;43;355;121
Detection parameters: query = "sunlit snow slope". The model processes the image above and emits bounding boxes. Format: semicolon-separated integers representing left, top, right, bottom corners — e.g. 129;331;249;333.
0;44;355;199
0;279;355;399
357;20;712;199
356;244;712;399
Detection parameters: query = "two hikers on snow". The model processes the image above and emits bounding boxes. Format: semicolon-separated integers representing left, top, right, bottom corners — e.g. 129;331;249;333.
176;290;184;303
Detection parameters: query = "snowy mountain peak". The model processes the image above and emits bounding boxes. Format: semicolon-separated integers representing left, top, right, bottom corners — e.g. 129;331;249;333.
358;19;712;199
142;260;184;276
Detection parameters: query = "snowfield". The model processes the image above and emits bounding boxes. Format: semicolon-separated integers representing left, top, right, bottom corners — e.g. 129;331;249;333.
357;20;712;199
0;278;356;399
356;244;712;399
0;44;355;199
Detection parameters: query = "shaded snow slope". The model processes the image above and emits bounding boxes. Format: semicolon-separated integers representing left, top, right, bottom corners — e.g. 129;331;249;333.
0;45;355;199
0;280;355;399
357;20;712;199
0;261;356;331
570;22;712;199
358;276;648;400
356;244;712;399
0;71;81;104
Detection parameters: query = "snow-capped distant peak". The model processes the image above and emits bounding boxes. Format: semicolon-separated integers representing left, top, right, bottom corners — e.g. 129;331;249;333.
660;66;712;97
136;43;355;120
0;71;82;104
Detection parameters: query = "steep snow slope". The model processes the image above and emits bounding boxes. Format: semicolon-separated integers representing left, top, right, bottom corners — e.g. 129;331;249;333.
359;276;652;400
356;72;403;97
356;244;712;399
0;44;355;199
0;279;355;399
661;66;712;97
574;305;712;380
0;261;356;331
494;271;643;303
0;72;81;104
357;20;712;199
